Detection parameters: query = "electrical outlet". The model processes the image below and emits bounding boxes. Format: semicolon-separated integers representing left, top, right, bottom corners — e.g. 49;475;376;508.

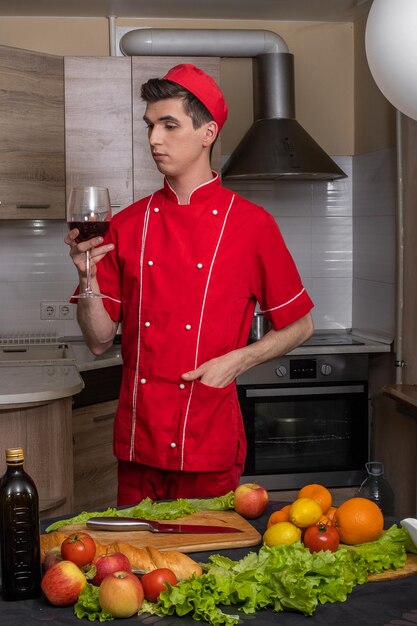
59;304;74;320
41;302;58;320
40;302;74;320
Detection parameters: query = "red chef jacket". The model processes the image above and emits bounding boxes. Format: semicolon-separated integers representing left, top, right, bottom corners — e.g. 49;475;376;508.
95;174;313;473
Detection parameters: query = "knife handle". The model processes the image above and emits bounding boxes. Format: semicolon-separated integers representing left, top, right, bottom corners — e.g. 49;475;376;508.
86;517;156;532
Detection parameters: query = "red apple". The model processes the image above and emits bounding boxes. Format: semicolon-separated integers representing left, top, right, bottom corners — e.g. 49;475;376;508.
234;482;269;519
41;560;86;606
99;571;144;618
91;552;132;586
42;546;63;572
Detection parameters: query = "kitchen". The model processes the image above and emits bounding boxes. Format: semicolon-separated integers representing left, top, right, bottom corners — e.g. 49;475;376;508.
1;0;414;511
2;0;417;623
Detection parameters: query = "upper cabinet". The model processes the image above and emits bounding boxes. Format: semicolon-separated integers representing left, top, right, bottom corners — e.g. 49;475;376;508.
64;57;133;215
0;48;222;220
0;45;65;220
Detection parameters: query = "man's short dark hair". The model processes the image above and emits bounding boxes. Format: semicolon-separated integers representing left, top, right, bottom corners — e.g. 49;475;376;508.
141;78;214;129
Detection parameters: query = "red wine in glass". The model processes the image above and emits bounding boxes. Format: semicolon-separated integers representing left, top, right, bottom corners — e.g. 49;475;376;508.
68;220;110;243
67;186;112;299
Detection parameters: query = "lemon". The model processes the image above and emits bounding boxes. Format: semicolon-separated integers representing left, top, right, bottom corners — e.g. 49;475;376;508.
263;521;301;546
289;497;323;528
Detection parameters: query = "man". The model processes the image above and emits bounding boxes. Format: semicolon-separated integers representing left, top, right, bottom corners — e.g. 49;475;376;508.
66;63;314;505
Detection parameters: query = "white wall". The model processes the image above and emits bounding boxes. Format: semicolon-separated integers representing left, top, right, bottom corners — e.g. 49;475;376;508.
0;150;395;340
352;149;396;340
226;156;354;330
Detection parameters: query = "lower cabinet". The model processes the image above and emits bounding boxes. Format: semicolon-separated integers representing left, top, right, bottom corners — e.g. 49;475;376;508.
0;398;73;519
72;399;118;512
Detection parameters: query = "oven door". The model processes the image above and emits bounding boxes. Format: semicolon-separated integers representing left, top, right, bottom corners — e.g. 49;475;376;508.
238;382;368;490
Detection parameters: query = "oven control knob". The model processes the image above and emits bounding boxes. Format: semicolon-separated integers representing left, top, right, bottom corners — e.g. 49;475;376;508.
275;365;287;377
321;364;332;376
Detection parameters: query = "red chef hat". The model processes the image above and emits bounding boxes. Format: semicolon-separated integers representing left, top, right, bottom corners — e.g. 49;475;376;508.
163;63;228;131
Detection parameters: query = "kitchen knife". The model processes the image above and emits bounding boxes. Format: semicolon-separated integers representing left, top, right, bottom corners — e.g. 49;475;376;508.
86;516;242;534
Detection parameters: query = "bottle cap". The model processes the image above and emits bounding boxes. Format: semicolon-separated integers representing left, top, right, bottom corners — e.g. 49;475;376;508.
5;448;24;463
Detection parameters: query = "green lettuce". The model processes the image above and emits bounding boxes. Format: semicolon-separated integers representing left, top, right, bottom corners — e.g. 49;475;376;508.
139;526;411;626
46;492;234;533
74;583;113;622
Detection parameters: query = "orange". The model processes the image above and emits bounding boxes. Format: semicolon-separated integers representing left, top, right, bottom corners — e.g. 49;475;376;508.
317;513;331;527
333;497;384;545
267;505;291;528
289;497;323;528
327;506;337;523
263;521;301;547
297;483;333;514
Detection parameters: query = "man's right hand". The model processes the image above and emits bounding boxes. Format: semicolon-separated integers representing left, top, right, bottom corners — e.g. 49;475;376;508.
64;228;114;280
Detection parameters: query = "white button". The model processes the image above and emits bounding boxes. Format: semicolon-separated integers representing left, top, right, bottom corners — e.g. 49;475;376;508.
147;260;154;266
144;321;151;327
212;209;218;215
140;378;147;384
196;263;203;269
170;442;177;448
179;383;185;390
185;324;192;330
153;207;160;213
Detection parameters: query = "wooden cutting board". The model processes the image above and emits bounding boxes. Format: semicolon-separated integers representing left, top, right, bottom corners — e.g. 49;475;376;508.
56;510;262;554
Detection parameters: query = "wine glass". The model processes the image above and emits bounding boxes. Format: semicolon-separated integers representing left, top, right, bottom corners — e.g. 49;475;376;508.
67;186;112;299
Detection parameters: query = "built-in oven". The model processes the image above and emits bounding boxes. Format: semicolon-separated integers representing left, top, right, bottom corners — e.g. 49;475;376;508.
237;352;369;490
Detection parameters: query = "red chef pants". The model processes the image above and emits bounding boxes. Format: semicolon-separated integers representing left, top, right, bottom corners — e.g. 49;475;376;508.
117;460;244;506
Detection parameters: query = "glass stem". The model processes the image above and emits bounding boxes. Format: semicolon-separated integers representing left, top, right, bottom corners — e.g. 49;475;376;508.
85;249;93;294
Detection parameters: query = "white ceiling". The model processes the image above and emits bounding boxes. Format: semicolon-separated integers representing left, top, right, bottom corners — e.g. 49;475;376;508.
0;0;373;21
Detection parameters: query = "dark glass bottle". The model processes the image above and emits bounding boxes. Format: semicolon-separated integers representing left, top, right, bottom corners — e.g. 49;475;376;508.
0;447;42;600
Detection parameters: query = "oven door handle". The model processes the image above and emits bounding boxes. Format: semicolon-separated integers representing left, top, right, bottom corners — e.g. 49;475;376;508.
245;385;365;397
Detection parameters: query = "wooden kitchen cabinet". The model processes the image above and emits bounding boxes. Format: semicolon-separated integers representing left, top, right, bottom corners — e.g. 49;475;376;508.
72;399;118;511
0;45;65;219
64;55;221;208
64;57;133;215
0;397;73;519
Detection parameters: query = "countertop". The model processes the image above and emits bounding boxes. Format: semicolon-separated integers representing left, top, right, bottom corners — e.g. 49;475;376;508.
0;363;83;406
1;502;416;626
0;332;391;406
383;384;417;413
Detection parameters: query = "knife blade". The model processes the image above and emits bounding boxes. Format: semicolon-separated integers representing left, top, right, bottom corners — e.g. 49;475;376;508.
86;516;242;534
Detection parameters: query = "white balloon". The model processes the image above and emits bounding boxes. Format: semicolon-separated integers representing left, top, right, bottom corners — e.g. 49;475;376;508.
365;0;417;120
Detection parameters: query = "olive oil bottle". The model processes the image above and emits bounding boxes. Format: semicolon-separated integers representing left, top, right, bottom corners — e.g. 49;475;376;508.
0;448;41;600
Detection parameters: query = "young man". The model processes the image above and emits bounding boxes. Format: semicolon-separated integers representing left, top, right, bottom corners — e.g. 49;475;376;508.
66;63;314;505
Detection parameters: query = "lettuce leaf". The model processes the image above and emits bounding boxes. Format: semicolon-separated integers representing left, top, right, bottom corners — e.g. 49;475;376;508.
45;492;234;532
139;528;410;626
74;583;113;622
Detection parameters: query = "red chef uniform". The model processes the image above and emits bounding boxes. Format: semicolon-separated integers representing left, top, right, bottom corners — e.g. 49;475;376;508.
96;173;313;499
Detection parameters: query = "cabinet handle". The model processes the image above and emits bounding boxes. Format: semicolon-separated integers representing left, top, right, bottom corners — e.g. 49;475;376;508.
111;204;121;208
16;203;51;209
93;412;115;422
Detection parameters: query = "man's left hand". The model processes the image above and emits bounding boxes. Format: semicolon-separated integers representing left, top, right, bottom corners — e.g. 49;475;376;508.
181;351;243;388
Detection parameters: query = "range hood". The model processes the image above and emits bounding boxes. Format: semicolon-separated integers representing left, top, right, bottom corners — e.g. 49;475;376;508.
120;28;346;181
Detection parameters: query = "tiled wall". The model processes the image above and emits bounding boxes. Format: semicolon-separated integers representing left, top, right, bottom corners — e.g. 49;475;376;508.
0;151;395;339
225;156;354;330
352;149;396;340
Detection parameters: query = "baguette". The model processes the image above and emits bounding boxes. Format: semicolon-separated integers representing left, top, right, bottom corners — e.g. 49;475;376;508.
40;532;202;580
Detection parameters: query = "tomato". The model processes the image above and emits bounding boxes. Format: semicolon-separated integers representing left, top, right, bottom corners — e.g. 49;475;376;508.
60;531;96;567
303;522;340;553
140;568;177;602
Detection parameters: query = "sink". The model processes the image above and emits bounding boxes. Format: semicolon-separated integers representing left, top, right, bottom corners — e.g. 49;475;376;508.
0;343;76;364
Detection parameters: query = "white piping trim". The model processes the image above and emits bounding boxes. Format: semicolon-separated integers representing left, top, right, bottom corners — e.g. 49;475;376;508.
129;194;153;460
179;193;236;469
261;287;306;314
165;173;219;205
